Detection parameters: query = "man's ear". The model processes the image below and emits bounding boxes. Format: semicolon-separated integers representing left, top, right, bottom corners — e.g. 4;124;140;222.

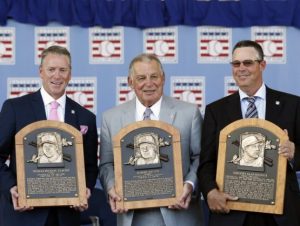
128;76;133;88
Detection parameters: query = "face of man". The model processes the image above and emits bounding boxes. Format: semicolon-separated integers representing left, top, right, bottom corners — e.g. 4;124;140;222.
139;143;157;160
40;53;71;100
244;142;261;159
128;60;165;107
232;47;266;96
42;143;58;158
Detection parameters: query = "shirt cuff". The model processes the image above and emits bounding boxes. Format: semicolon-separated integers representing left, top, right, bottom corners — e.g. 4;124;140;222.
184;180;195;191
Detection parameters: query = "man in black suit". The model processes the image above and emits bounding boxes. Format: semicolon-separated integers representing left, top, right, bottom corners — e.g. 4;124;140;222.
197;40;300;226
0;46;98;226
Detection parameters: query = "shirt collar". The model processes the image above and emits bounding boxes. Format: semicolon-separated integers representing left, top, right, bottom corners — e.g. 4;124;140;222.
40;86;66;108
135;96;162;120
239;83;266;101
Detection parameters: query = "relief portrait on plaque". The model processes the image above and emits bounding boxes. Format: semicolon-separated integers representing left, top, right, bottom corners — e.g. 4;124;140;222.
27;131;73;167
124;132;170;169
239;133;265;168
228;132;277;172
135;133;160;166
37;132;63;164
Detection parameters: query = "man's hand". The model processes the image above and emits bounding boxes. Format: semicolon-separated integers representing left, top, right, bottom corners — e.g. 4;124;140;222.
207;188;238;214
71;188;90;212
278;129;295;161
108;187;127;213
168;183;193;210
10;186;33;212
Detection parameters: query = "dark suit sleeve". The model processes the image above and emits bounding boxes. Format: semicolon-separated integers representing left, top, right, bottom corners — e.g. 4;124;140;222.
0;100;18;192
81;113;99;190
292;97;300;171
197;105;219;199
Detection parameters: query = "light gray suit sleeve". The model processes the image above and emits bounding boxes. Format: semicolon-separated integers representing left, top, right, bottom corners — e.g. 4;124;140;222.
183;104;202;189
99;112;115;193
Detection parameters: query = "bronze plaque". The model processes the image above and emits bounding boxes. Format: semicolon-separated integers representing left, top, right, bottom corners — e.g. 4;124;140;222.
113;120;183;209
15;120;87;207
216;118;288;214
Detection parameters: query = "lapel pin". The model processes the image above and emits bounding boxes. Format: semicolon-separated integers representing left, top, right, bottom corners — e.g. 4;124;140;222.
275;101;280;105
71;110;75;114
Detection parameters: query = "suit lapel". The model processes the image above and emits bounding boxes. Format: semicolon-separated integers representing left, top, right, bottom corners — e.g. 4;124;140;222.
265;87;282;123
64;97;78;129
226;92;243;121
159;96;176;125
30;91;47;121
121;99;136;126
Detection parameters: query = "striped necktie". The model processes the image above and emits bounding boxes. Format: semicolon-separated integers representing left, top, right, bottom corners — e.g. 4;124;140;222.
245;97;258;118
143;108;152;120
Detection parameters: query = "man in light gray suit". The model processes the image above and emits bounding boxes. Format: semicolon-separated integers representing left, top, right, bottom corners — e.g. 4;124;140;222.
99;53;204;226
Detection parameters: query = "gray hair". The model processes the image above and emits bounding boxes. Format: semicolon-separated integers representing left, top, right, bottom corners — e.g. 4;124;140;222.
128;53;164;78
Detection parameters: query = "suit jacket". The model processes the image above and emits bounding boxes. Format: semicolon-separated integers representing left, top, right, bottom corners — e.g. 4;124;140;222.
0;90;98;226
99;96;204;226
197;87;300;226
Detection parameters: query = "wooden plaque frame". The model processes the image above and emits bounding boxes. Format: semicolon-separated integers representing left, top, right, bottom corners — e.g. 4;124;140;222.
15;120;87;207
113;120;183;210
216;118;288;214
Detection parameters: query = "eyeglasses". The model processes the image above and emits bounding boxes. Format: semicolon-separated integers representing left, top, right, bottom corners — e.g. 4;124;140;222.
230;60;262;68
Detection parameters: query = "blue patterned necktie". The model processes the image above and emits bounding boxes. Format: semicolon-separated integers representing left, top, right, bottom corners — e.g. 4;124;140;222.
143;108;152;120
245;96;258;118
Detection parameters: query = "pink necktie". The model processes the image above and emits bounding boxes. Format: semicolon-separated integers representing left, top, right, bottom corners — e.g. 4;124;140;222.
48;101;59;121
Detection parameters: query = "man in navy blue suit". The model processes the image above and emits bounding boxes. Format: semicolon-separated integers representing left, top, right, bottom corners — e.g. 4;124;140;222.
0;46;98;226
198;40;300;226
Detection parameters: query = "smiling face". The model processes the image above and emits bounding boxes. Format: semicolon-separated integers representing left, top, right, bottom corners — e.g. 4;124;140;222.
39;53;71;100
128;59;165;107
42;142;58;158
139;143;157;160
232;47;266;96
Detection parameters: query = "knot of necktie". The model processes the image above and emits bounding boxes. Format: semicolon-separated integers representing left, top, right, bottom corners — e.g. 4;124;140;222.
244;96;258;118
50;101;59;110
143;108;152;120
245;96;256;105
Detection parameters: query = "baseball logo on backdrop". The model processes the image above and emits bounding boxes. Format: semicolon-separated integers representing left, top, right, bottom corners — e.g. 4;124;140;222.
224;76;238;97
252;26;286;64
66;77;97;113
144;27;178;64
7;78;40;98
89;27;124;64
116;77;135;105
35;27;69;64
197;26;231;63
171;76;205;114
0;27;15;65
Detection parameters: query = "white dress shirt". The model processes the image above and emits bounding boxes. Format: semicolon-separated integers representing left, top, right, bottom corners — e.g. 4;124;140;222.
239;83;266;119
40;86;66;122
135;97;162;121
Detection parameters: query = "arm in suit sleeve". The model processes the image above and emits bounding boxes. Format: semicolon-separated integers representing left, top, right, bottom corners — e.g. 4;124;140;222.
184;105;203;189
0;100;18;192
292;97;300;171
82;113;99;190
98;113;115;194
197;105;219;199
